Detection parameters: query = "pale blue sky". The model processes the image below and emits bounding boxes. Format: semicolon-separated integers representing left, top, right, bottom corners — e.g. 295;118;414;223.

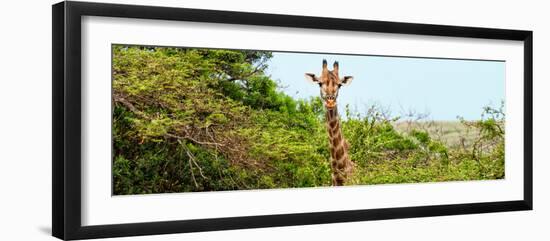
266;52;505;121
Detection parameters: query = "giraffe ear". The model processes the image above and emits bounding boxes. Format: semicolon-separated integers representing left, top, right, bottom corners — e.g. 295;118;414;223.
341;76;353;86
305;73;320;84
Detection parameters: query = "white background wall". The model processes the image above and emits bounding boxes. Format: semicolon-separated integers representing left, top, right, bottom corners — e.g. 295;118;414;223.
0;0;547;240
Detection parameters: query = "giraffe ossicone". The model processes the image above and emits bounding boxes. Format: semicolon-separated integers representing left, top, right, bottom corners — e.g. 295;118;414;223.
305;59;355;186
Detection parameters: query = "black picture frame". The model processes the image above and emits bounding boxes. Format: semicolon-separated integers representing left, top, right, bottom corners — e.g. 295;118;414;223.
52;1;533;240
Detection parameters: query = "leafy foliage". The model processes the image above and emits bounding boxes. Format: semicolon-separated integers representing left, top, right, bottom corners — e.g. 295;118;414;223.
112;45;505;195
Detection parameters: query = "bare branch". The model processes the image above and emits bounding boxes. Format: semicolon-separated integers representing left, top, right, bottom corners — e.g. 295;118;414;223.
165;133;225;147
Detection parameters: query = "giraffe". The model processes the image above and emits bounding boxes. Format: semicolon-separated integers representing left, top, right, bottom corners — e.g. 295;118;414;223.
305;59;354;186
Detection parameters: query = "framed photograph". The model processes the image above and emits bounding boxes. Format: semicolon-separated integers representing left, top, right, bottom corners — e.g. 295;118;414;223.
52;1;533;240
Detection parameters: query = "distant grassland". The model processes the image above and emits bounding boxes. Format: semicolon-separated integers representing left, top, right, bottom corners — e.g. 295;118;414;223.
393;121;478;149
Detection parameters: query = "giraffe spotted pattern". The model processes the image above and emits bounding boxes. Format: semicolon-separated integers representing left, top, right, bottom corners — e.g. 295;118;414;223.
305;59;355;186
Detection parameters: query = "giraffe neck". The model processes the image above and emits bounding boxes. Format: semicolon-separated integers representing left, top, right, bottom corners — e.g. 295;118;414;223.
325;107;352;186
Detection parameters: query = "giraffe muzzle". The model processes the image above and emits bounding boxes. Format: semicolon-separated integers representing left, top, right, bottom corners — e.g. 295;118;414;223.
325;98;336;108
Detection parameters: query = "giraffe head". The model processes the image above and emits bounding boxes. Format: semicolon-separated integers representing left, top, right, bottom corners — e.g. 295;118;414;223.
305;59;353;110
